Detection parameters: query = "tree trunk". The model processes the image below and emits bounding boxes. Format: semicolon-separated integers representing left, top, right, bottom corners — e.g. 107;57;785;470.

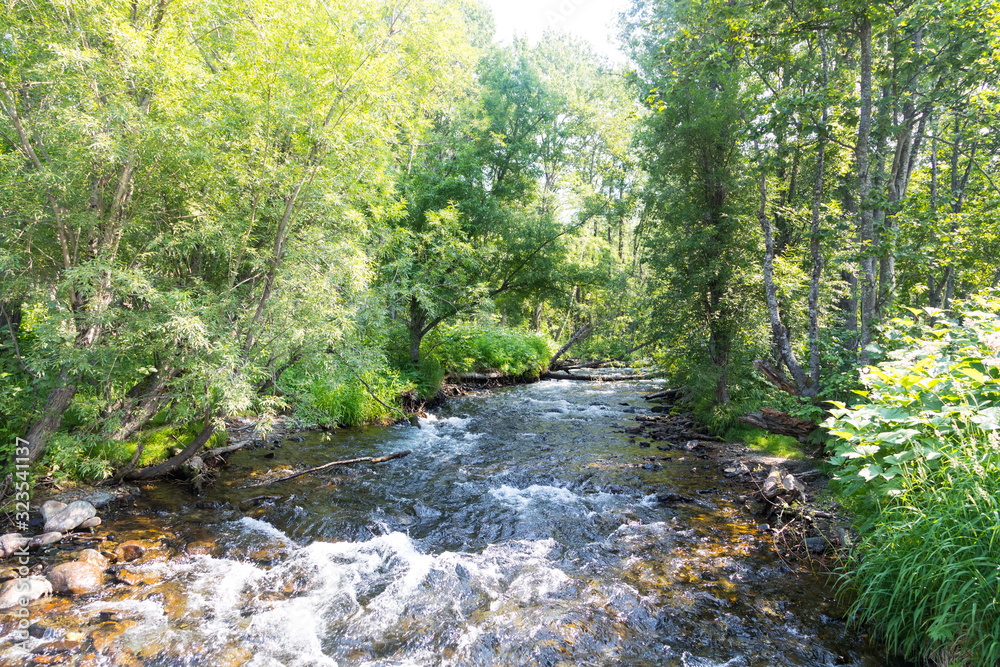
808;35;830;388
124;418;216;481
21;386;77;464
408;297;428;365
757;170;811;396
108;368;178;442
739;407;819;443
856;17;877;365
548;324;591;370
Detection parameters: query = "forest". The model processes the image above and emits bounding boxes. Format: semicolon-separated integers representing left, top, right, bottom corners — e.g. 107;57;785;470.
1;0;999;664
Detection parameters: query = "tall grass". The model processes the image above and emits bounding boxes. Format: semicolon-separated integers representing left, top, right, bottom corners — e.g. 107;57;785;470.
843;431;1000;666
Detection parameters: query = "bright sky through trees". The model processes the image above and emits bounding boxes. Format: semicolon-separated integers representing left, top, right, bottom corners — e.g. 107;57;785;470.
482;0;630;61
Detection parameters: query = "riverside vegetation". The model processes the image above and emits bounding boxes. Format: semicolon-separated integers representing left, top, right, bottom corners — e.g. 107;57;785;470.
2;0;1000;664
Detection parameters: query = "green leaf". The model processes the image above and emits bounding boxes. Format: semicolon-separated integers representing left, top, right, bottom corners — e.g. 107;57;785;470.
876;429;921;445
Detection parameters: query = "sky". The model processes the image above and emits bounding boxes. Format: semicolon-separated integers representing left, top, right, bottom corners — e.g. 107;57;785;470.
481;0;631;63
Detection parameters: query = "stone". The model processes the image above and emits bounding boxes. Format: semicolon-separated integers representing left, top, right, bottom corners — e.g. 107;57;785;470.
0;533;30;558
46;561;104;595
77;549;109;570
31;639;83;656
43;500;97;534
28;533;64;549
89;620;136;654
78;491;116;509
805;536;828;554
40;501;68;521
78;517;102;529
113;543;146;563
0;576;53;610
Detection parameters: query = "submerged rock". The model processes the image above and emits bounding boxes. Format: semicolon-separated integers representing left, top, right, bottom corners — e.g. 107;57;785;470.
113;543;147;563
43;500;97;533
77;549;109;570
0;576;53;609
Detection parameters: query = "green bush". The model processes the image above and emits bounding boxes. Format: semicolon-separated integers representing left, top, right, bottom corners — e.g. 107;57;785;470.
825;302;1000;500
825;297;1000;665
281;358;408;428
424;322;555;377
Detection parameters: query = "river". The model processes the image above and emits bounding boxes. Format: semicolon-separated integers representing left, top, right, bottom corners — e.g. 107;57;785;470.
9;377;896;666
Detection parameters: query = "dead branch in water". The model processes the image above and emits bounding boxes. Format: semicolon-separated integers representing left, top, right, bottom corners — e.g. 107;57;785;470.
238;450;412;489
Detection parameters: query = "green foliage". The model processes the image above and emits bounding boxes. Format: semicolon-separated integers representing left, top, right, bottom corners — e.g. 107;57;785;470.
725;424;806;460
825;299;1000;500
279;356;409;429
424;322;555;377
825;296;1000;664
40;422;227;483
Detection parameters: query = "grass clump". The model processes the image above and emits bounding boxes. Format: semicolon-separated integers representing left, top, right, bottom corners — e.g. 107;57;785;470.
724;424;805;459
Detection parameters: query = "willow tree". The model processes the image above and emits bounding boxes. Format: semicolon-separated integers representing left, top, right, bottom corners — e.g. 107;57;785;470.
0;0;475;472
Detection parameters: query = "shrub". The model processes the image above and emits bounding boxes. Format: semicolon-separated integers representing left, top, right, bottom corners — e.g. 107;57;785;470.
424;322;555;377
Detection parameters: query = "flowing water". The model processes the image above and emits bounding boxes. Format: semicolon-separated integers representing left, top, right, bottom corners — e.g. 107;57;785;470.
9;378;896;666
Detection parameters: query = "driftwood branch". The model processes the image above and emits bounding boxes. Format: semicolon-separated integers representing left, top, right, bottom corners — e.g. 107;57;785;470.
238;450;412;489
644;388;680;401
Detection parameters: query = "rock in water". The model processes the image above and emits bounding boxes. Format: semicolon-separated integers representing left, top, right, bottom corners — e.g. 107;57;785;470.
27;532;63;549
46;561;104;595
77;549;109;570
0;533;29;558
78;517;102;529
43;500;97;533
41;501;68;521
0;577;53;610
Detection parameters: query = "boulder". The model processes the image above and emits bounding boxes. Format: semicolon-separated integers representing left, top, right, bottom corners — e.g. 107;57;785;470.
0;576;53;610
43;500;97;533
0;533;29;558
46;561;104;596
28;532;64;549
40;501;68;522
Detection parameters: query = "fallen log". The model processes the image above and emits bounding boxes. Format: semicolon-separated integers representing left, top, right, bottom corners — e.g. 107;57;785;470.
739;406;819;443
448;371;504;382
238;450;412;489
203;441;252;460
644;388;680;401
547;325;592;370
541;372;651;382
